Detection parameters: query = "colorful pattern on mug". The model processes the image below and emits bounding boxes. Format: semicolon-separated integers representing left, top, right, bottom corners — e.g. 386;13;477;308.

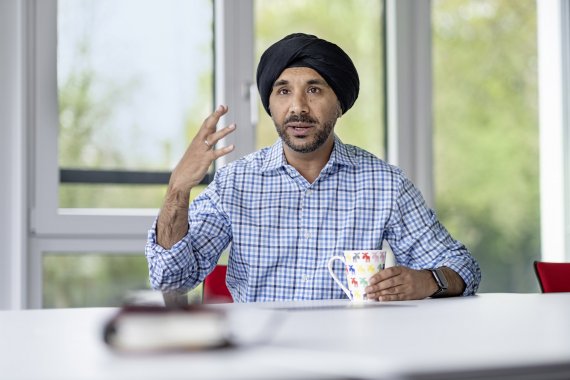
345;250;387;302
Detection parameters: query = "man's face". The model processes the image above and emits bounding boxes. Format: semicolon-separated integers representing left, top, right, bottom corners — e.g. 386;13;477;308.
269;67;341;154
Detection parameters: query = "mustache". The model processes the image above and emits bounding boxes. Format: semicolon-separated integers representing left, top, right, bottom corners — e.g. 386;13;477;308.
284;114;318;125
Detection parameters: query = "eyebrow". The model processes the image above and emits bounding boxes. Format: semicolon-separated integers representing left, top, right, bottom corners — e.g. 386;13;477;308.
273;78;329;87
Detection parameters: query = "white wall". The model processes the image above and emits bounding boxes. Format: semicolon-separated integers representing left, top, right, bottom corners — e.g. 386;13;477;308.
0;0;26;310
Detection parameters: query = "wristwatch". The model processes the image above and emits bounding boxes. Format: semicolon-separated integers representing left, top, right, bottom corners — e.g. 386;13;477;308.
429;268;449;298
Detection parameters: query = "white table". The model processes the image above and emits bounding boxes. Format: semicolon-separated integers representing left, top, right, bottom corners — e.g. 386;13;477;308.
1;293;569;379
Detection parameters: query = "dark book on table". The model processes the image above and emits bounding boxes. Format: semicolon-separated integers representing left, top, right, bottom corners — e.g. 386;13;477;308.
103;304;231;352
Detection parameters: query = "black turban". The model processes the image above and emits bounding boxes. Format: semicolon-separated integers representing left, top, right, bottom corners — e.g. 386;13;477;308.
256;33;360;116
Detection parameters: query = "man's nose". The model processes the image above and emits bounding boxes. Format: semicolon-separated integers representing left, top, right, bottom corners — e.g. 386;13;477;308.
289;93;309;114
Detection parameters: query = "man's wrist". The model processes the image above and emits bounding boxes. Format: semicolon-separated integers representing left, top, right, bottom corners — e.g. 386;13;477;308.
425;270;439;296
441;267;467;296
426;267;466;297
165;183;191;208
428;268;449;298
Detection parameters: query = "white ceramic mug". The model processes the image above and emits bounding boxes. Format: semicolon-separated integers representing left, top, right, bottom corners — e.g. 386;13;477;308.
327;250;387;302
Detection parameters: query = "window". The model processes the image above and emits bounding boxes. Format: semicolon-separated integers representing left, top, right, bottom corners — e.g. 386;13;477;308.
57;0;213;209
43;253;149;308
433;0;540;292
31;0;221;308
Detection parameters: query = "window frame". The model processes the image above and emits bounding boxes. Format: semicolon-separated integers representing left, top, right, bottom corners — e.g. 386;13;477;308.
385;0;434;207
537;0;570;262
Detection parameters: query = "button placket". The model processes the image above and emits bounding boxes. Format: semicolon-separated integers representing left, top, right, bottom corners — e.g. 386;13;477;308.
302;187;314;241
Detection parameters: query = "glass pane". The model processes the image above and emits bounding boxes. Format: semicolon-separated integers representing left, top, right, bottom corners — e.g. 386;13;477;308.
59;184;206;208
43;254;150;308
254;0;385;158
57;0;213;208
433;0;540;292
43;253;204;308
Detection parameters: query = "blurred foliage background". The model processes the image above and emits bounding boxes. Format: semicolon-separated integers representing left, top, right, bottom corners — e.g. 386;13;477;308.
44;0;539;307
433;0;539;292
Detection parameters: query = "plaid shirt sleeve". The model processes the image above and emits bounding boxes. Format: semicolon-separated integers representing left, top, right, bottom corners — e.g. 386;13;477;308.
385;175;481;295
145;171;232;293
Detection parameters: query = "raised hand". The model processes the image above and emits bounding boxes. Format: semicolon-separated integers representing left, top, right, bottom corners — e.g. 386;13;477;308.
169;105;236;193
157;105;236;249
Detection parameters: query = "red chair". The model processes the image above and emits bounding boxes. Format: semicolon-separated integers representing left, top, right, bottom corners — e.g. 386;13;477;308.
202;265;233;303
534;261;570;293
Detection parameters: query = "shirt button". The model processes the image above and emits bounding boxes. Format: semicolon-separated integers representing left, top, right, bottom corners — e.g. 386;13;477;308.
305;231;311;239
306;190;312;196
302;274;312;282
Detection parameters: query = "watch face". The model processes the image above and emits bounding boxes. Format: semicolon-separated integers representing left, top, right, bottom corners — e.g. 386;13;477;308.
434;268;449;289
430;269;448;298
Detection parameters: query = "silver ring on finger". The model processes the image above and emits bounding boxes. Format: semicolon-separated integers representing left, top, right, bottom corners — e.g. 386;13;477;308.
204;139;212;149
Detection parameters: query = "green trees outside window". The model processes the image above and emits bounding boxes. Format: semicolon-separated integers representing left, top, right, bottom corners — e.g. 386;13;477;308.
433;0;540;292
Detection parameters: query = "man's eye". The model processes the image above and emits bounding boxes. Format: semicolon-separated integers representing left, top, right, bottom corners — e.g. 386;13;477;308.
277;88;289;95
308;87;320;94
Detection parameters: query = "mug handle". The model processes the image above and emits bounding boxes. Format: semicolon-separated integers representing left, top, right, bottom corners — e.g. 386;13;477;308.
327;256;353;300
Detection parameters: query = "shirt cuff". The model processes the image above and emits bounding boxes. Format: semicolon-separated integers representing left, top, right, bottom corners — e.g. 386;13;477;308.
145;219;194;274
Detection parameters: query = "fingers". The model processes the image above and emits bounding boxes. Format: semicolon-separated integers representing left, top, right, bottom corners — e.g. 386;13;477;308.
172;106;235;189
201;105;229;135
207;104;228;124
365;273;404;301
367;276;402;292
366;267;401;290
212;144;235;159
368;285;406;302
377;293;405;302
365;267;434;301
204;123;236;149
365;267;414;301
366;283;405;301
199;105;237;154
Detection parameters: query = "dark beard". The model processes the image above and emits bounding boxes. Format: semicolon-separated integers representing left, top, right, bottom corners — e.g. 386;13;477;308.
275;114;336;153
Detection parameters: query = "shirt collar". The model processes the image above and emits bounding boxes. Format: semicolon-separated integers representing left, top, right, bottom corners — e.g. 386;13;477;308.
329;135;358;168
260;135;358;173
260;139;286;173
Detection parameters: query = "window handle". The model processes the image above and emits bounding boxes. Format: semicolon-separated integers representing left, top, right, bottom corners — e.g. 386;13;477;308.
245;81;258;128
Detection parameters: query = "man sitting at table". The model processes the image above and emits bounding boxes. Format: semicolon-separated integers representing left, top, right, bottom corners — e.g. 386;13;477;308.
145;33;481;302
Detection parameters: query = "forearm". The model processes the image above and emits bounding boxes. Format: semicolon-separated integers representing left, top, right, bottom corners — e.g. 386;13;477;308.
440;267;466;297
157;185;191;249
156;104;235;249
432;247;480;296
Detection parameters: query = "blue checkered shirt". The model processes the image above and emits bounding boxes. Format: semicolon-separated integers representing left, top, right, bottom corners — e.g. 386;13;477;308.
146;136;481;301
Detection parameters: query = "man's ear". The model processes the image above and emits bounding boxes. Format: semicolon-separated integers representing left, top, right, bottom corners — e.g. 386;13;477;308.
336;102;343;118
